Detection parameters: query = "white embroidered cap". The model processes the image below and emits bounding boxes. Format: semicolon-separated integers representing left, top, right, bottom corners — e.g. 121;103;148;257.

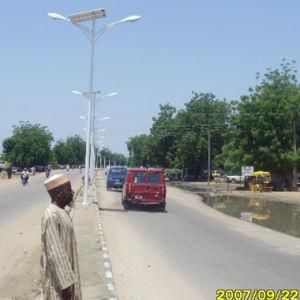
44;173;70;191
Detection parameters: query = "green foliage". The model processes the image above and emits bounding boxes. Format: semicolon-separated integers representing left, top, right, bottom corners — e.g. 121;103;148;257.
127;94;230;173
222;60;300;174
127;60;300;180
53;135;85;165
2;122;53;166
127;134;152;166
98;148;127;166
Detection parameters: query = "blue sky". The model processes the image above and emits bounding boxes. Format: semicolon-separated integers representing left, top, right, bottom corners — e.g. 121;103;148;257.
1;1;300;154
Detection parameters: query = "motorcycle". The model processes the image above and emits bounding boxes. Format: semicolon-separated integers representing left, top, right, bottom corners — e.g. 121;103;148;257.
21;173;29;185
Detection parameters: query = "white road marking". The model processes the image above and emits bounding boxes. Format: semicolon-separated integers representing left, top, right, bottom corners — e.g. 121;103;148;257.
105;270;113;278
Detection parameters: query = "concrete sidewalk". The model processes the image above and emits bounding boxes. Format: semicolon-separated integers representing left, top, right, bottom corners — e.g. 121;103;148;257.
72;180;114;300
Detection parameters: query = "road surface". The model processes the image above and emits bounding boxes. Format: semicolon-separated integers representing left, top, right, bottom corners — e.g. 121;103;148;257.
98;172;300;300
0;169;82;226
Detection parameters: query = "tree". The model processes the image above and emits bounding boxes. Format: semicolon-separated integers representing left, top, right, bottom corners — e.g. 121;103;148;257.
221;60;300;178
2;122;53;166
53;135;85;165
127;94;230;173
127;134;152;167
97;148;127;167
150;104;178;167
172;92;230;174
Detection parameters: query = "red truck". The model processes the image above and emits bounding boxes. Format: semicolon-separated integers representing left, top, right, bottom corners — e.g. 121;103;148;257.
122;168;167;211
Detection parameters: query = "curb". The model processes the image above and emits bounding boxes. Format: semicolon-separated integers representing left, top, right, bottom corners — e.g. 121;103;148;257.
94;183;118;300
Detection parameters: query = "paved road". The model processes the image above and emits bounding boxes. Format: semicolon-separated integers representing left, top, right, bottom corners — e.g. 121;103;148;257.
0;169;82;226
98;172;300;300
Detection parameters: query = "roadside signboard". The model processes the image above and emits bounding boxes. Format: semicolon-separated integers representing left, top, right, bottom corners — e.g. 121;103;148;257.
241;166;254;176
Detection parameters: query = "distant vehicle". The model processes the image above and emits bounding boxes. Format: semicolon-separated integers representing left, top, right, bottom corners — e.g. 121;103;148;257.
183;173;199;181
21;169;29;186
122;168;166;211
106;166;127;190
244;171;272;192
11;166;23;174
213;175;228;183
45;167;51;178
226;175;245;184
35;165;46;172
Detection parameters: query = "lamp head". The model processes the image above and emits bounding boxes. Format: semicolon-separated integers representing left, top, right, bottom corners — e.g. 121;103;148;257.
72;90;83;96
120;15;141;23
48;12;70;22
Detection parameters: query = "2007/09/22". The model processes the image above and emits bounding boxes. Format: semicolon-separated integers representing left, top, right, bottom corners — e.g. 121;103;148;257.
216;289;299;300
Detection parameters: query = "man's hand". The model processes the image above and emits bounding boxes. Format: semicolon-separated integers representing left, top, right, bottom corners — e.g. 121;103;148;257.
61;285;74;300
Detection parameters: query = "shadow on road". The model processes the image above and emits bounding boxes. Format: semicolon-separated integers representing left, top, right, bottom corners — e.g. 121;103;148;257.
98;207;125;213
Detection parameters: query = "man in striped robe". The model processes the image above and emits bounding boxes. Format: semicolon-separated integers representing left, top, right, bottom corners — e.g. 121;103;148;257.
41;174;82;300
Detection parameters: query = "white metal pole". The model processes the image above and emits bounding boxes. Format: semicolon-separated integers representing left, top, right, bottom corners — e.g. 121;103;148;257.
95;147;98;169
89;92;96;180
207;129;211;188
100;151;102;168
83;19;96;205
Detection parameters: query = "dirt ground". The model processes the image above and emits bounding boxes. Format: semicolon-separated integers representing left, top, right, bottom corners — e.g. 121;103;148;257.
0;202;44;299
0;173;21;183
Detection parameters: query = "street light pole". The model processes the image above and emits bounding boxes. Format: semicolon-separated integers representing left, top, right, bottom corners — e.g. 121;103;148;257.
49;9;141;205
90;93;117;180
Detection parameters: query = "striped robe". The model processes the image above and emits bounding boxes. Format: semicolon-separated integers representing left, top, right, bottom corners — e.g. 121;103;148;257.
41;203;82;299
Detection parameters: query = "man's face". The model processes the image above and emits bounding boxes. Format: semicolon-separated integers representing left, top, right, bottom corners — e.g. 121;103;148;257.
61;182;74;206
51;182;74;208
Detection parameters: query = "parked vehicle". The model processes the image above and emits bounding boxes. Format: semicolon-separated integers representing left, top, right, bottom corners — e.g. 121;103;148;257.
213;175;228;183
244;171;272;192
226;175;245;184
35;165;46;172
183;173;199;181
106;166;127;190
11;166;23;174
122;168;166;211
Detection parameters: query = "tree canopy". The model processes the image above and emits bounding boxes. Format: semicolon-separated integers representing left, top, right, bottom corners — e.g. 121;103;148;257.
127;60;300;182
219;60;300;175
2;122;53;166
53;135;85;166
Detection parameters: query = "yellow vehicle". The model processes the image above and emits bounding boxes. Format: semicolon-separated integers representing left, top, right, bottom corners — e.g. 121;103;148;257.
246;171;273;192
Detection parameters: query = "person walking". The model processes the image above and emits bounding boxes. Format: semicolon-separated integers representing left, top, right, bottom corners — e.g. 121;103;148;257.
6;166;12;179
41;174;82;300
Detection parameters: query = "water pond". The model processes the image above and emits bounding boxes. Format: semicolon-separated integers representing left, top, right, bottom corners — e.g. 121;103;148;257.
202;193;300;238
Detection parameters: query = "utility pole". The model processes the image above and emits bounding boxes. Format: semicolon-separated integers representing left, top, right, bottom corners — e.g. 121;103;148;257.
207;129;211;188
293;119;297;190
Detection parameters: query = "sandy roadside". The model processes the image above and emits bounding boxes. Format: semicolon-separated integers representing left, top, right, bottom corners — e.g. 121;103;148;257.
0;202;45;299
